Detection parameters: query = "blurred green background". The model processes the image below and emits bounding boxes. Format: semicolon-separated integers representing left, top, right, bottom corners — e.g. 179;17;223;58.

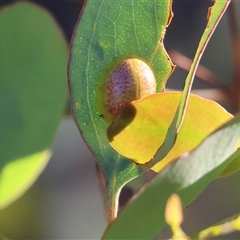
0;0;240;239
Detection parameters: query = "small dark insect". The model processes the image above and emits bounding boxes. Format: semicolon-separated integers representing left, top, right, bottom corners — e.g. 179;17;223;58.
99;114;104;118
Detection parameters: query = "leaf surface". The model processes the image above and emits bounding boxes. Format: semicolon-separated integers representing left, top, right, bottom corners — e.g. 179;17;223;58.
219;148;240;177
0;2;68;209
103;115;240;239
68;0;173;218
107;92;233;172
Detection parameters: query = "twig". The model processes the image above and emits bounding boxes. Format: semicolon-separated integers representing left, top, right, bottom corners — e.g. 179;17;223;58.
168;50;227;89
227;2;240;113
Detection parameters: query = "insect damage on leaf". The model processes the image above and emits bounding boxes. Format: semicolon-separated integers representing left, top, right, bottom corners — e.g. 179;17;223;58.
97;57;156;124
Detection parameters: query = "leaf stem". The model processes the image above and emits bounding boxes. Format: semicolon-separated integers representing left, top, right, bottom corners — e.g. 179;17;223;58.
192;214;240;239
106;183;121;223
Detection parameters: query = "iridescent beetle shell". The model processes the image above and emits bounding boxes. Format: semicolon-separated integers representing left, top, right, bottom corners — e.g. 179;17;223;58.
97;58;156;123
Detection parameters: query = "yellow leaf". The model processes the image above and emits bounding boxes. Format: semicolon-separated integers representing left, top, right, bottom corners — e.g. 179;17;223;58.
107;92;233;172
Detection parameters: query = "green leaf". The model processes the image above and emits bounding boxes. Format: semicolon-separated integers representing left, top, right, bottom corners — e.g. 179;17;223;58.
107;0;231;174
68;0;173;219
102;115;240;240
0;2;68;209
219;148;240;177
107;92;233;172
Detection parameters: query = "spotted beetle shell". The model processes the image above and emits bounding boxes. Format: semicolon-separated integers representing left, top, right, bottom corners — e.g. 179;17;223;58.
98;58;156;123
